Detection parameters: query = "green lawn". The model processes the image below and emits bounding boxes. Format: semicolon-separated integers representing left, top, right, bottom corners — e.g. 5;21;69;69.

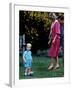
19;56;64;79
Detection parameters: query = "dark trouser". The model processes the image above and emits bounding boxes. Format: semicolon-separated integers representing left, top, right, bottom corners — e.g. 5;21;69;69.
60;36;64;53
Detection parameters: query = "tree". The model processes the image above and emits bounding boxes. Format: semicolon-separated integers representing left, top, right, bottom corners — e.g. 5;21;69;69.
19;11;64;53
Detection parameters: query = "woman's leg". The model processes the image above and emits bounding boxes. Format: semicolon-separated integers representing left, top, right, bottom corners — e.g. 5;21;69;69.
56;56;59;65
48;57;54;70
54;56;60;69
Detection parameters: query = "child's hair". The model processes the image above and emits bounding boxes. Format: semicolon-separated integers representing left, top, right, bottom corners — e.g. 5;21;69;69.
27;43;32;47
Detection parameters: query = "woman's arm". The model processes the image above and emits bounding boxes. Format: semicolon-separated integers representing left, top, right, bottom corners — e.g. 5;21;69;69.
52;21;60;44
52;34;57;44
48;28;52;44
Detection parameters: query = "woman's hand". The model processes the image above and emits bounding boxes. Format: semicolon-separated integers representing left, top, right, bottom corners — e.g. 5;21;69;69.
48;40;51;45
52;39;55;44
52;35;57;44
48;36;52;45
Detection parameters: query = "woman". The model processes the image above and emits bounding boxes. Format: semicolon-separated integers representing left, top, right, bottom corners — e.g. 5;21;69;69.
48;13;60;70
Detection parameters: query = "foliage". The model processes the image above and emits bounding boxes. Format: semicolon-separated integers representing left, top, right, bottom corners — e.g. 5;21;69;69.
19;11;64;53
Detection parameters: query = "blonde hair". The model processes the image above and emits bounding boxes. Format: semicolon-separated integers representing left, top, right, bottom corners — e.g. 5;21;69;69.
27;43;32;47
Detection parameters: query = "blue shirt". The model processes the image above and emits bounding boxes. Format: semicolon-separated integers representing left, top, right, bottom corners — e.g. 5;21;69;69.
23;50;32;61
23;50;32;68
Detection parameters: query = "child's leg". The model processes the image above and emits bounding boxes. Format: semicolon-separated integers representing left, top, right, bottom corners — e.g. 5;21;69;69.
25;67;28;75
28;67;31;73
48;57;54;70
27;67;33;75
27;67;30;75
30;68;33;73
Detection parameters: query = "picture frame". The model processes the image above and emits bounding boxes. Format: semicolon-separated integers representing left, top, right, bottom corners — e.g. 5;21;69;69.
9;3;70;87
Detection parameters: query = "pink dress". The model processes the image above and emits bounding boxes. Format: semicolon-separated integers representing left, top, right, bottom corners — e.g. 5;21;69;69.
48;20;60;57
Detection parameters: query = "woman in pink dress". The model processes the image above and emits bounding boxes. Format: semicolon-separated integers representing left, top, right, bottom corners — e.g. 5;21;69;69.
48;13;60;70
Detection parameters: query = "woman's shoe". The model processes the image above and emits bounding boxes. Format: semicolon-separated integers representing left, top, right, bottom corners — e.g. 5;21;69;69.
54;64;60;70
48;64;54;70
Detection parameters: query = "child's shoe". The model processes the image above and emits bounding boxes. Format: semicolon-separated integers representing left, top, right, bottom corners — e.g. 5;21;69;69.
30;71;34;74
28;71;33;76
27;72;31;76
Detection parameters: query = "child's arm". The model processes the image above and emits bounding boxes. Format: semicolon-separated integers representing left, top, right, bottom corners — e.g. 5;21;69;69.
31;51;33;62
23;52;26;63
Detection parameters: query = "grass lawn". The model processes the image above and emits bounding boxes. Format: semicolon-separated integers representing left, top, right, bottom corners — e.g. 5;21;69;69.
19;56;64;79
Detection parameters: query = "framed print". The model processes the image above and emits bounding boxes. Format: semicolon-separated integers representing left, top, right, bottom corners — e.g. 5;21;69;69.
9;3;70;87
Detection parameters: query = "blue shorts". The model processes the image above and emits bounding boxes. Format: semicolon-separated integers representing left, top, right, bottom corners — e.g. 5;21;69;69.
24;60;32;68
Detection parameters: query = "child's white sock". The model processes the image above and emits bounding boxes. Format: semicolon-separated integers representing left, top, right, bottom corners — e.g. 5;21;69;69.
25;68;28;76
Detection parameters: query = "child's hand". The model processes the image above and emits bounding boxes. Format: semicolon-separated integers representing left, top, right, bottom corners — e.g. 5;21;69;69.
24;60;26;63
23;59;26;64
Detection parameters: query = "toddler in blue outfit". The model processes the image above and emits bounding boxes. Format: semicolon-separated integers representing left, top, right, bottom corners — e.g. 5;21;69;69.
23;43;33;76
